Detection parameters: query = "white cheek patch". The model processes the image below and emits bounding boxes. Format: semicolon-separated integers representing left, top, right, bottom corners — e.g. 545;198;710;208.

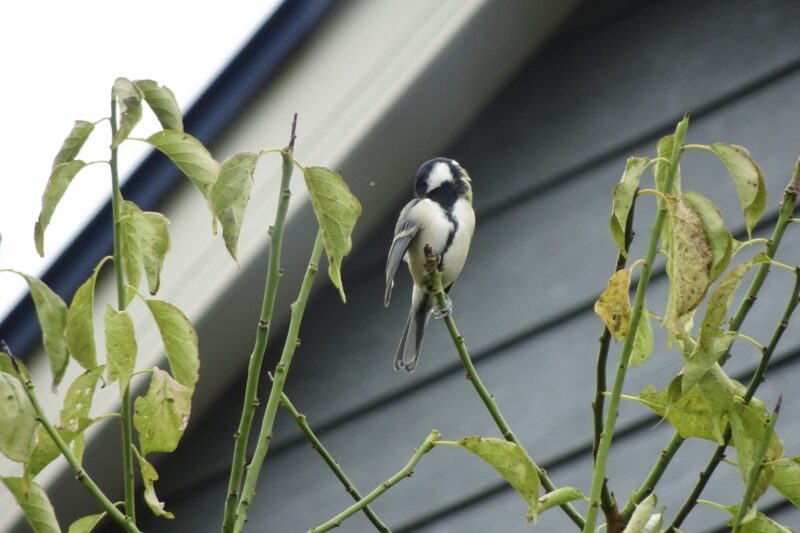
426;162;453;192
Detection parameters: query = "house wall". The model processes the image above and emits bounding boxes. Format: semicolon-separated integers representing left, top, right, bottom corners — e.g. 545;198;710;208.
136;0;800;531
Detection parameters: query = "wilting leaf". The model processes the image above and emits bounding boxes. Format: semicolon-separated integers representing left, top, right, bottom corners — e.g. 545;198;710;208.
66;259;110;370
630;302;654;367
112;77;143;148
119;201;170;296
35;160;87;257
67;512;106;533
104;306;137;394
683;191;732;281
536;487;584;515
772;457;800;507
1;477;61;533
703;501;793;532
210;152;258;261
594;268;631;340
25;417;96;481
303;167;362;302
134;450;174;519
145;300;199;390
53;120;94;167
134;369;192;455
623;494;659;533
610;157;649;256
145;130;219;198
134;80;183;131
450;436;540;522
0;372;37;463
710;144;767;236
60;366;103;433
729;398;784;501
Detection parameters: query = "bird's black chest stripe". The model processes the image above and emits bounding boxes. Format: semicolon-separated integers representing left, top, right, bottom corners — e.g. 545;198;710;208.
441;206;458;264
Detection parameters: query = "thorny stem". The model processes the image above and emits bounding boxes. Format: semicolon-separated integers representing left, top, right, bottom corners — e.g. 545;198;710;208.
424;250;585;530
233;231;325;532
222;114;298;533
10;358;141;533
584;116;689;533
279;389;390;532
110;91;136;523
307;430;441;533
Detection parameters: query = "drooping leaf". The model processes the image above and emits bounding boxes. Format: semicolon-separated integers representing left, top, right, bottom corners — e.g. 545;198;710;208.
630;302;654;367
112;78;143;148
35;160;87;257
210;152;258;261
623;494;658;533
1;477;61;533
65;259;110;370
654;134;681;194
67;512;106;533
772;457;800;507
450;436;540;523
144;130;219;198
705;501;793;532
25;417;96;480
536;487;584;515
134;80;183;131
60;366;104;433
710;144;767;236
119;201;170;296
0;351;14;374
53;120;95;167
729;398;784;501
118;200;142;299
0;372;37;463
134;368;192;455
145;300;199;390
683;191;732;281
594;268;631;340
104;306;137;394
609;157;649;256
134;450;174;519
303;167;362;302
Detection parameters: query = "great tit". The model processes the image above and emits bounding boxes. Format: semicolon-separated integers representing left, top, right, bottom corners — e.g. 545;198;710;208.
384;157;475;372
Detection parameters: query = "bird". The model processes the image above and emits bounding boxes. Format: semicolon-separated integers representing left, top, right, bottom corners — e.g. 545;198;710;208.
384;157;475;372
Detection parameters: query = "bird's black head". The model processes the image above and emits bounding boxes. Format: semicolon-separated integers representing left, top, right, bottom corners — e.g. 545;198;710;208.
414;157;472;208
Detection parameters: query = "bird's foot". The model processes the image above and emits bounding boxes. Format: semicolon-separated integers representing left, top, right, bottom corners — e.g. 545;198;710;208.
432;294;452;319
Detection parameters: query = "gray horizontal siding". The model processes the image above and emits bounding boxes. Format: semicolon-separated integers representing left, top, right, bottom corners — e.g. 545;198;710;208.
138;0;800;531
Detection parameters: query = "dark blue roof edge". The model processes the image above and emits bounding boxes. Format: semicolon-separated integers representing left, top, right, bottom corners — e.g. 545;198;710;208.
0;0;339;358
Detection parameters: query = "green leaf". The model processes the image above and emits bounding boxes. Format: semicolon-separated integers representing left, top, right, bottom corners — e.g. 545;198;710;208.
683;191;732;281
104;306;137;394
24;417;96;480
134;368;192;455
145;300;199;390
210;152;258;261
654;134;681;194
536;487;584;514
67;512;106;533
53;120;95;167
1;477;61;533
0;351;14;374
134;80;183;131
594;268;631;340
65;259;109;370
134;449;174;519
144;130;219;198
710;144;767;236
610;157;649;256
0;372;37;463
303;167;362;302
450;436;540;523
623;494;659;533
630;301;654;367
707;502;793;532
35;161;87;257
772;457;800;507
60;366;104;433
112;77;143;148
119;201;170;296
729;398;784;501
3;271;69;387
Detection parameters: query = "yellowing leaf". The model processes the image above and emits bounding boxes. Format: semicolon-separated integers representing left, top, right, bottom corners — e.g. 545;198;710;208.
683;191;732;281
630;302;654;367
145;300;199;390
60;366;104;433
134;449;174;519
705;501;794;532
210;152;258;261
67;512;106;533
710;144;767;236
623;494;658;533
772;457;800;507
1;477;61;533
35;160;87;257
112;78;143;148
0;372;37;463
52;120;94;167
134;368;192;455
145;130;219;198
729;398;784;501
303;167;362;302
594;268;632;340
119;201;170;296
134;80;183;131
609;157;649;256
66;259;109;370
104;306;137;394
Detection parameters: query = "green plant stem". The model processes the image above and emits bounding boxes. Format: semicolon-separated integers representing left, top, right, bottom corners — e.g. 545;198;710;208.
308;430;441;533
222;124;297;533
109;92;136;523
233;231;324;532
279;390;390;532
624;162;800;523
584;116;689;533
667;267;800;531
11;360;141;533
424;257;585;530
731;398;781;533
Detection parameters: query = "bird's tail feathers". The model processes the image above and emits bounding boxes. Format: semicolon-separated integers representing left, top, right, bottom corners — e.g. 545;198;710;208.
394;292;432;373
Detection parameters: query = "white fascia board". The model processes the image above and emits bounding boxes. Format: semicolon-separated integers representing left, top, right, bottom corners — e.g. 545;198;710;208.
0;0;579;527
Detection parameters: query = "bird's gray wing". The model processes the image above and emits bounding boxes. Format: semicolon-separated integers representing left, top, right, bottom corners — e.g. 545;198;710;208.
385;200;421;307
